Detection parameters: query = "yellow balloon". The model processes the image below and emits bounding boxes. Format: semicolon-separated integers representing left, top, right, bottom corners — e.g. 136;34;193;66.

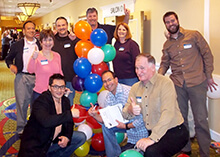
98;85;106;93
74;141;90;157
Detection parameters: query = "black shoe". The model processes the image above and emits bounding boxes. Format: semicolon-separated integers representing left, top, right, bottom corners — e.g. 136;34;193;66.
18;133;23;139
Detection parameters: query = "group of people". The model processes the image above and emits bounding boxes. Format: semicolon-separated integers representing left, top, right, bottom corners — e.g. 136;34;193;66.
1;29;24;60
4;5;217;157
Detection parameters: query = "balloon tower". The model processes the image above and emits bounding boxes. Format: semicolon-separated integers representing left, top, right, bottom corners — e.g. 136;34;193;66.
72;20;122;156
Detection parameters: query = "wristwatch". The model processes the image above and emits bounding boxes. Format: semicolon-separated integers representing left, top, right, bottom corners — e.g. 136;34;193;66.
126;123;130;130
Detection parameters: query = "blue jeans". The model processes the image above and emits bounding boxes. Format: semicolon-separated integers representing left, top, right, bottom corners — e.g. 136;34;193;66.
47;131;86;157
66;82;75;107
102;124;126;157
118;77;138;86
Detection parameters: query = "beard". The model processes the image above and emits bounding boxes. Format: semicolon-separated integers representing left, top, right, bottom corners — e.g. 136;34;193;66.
167;24;180;34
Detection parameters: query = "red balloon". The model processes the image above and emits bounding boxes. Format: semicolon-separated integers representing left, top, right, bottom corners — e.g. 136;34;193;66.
74;21;92;41
91;62;109;76
86;111;101;129
75;40;94;58
91;133;105;151
72;104;87;123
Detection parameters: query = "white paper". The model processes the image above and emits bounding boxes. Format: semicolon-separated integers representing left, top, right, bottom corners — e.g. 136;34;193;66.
99;103;128;129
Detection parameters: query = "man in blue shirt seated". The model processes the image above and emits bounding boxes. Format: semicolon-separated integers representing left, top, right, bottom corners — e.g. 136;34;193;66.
88;70;148;157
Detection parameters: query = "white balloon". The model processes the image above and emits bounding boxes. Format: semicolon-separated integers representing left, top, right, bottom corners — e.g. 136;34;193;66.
77;123;93;140
98;90;109;108
207;74;220;99
87;47;104;65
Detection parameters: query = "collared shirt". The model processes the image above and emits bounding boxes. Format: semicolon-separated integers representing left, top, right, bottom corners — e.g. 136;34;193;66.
104;83;148;144
23;37;38;73
123;73;184;142
158;27;214;87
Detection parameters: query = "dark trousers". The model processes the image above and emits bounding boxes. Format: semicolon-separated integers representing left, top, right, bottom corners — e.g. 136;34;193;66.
144;124;189;157
2;45;10;60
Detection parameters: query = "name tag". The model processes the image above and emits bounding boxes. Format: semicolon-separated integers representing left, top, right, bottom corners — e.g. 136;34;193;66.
119;47;124;51
136;96;142;103
183;44;192;49
23;47;29;53
64;43;71;48
41;59;48;65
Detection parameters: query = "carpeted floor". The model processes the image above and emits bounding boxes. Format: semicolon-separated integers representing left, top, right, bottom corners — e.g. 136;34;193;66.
0;60;219;157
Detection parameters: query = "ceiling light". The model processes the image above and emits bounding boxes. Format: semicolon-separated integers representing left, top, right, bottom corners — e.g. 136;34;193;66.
17;2;40;17
16;12;29;22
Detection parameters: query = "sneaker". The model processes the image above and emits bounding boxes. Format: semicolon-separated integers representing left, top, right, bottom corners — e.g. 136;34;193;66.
210;142;220;149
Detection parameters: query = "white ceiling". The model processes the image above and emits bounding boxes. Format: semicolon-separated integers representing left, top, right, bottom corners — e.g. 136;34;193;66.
0;0;74;20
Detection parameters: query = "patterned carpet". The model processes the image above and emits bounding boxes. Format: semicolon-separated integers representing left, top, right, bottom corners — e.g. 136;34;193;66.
0;60;219;157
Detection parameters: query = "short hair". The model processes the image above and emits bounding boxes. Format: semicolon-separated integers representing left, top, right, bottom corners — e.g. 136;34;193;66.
86;7;98;16
23;21;36;29
163;11;178;23
101;70;117;79
39;29;55;42
55;16;68;25
136;53;156;65
49;74;66;86
114;22;132;40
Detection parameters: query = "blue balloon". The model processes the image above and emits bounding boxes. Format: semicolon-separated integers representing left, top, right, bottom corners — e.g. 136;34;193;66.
84;74;103;93
90;28;108;47
73;57;91;78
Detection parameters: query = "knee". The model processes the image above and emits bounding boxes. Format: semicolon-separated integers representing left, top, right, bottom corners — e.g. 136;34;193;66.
144;146;160;157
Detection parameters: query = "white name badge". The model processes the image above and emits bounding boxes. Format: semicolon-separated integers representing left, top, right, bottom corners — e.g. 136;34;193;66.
136;96;142;103
183;44;192;49
119;47;124;51
41;59;48;65
23;47;29;53
64;43;71;48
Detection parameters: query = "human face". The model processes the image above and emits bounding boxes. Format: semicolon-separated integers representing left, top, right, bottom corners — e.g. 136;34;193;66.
23;22;35;41
135;56;155;85
102;72;118;95
164;14;180;34
41;36;54;51
117;25;127;40
49;79;66;100
87;12;98;28
56;19;68;37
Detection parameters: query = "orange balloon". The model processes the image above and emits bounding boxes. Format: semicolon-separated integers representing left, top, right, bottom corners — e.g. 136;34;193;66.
74;21;92;40
75;40;94;58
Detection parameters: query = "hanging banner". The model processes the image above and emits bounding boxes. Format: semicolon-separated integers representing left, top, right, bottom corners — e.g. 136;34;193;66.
100;0;135;18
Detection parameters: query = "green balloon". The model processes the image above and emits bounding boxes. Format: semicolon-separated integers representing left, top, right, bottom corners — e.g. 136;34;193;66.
120;149;143;157
80;90;97;107
115;132;124;144
101;44;116;62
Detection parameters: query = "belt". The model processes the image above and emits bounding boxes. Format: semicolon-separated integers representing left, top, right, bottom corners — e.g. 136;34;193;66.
21;72;35;76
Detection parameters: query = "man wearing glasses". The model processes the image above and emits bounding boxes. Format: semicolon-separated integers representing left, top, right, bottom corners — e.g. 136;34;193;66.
18;74;86;157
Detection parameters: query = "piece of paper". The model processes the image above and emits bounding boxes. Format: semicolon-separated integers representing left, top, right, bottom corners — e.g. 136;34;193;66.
99;103;128;129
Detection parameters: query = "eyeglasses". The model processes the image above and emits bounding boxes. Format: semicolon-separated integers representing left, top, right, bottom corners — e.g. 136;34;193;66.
51;85;66;90
102;78;113;84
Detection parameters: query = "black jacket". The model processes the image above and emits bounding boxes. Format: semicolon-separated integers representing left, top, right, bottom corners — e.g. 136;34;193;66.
18;90;74;157
5;38;41;73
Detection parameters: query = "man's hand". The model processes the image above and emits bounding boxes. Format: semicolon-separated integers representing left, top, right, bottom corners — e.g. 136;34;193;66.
58;136;69;148
68;31;76;41
9;65;17;74
88;103;98;117
207;78;218;92
123;4;130;24
71;105;79;118
136;138;155;152
116;120;126;129
129;97;141;115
